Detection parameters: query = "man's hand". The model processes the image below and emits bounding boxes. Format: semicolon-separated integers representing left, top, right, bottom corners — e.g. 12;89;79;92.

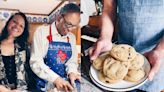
89;38;113;60
53;77;73;92
69;72;81;87
144;50;163;81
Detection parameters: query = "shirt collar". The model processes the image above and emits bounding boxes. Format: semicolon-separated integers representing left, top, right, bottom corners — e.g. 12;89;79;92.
51;22;69;38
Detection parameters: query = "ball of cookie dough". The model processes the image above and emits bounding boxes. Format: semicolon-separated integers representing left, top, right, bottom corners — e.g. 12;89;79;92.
110;44;137;62
124;68;145;82
92;52;110;70
103;57;129;80
129;53;145;70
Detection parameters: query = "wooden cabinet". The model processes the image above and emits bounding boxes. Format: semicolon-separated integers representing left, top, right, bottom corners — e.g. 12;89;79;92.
28;23;44;44
88;15;101;28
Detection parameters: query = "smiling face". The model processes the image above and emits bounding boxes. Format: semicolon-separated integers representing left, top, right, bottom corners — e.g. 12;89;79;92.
57;12;80;36
7;15;25;38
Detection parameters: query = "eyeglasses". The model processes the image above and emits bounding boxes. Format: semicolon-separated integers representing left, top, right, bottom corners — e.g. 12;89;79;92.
62;16;78;29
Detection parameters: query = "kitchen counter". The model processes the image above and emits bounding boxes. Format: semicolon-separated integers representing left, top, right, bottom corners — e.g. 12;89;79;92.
81;55;105;92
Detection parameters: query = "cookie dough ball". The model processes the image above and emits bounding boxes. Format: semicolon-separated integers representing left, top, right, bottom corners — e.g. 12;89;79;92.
92;52;110;70
98;71;120;84
103;57;129;80
110;44;137;62
129;53;145;70
124;68;145;82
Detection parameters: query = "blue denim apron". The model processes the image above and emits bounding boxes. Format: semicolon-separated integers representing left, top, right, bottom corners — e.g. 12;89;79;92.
117;0;164;91
35;26;72;91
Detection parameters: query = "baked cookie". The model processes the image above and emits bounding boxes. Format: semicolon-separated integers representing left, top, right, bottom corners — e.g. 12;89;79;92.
103;57;129;80
98;71;120;84
129;53;145;70
124;68;145;82
110;44;137;62
92;52;110;70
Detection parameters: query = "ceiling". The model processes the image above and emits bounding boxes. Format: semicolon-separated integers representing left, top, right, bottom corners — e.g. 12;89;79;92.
0;0;64;15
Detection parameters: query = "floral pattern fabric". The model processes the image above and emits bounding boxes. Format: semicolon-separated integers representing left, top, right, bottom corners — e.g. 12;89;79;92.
0;43;28;91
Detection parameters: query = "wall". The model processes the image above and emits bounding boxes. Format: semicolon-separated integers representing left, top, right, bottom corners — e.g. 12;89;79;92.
28;23;44;44
0;10;49;23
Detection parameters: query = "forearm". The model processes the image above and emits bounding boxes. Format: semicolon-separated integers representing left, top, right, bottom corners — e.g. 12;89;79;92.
30;55;59;82
66;35;79;75
66;57;79;75
101;14;114;40
65;48;78;73
100;0;116;40
66;54;79;76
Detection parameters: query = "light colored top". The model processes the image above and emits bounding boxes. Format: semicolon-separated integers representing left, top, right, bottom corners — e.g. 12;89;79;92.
117;0;164;53
117;0;164;92
30;22;79;83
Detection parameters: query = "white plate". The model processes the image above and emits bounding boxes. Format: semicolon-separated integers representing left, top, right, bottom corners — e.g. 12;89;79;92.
89;57;151;91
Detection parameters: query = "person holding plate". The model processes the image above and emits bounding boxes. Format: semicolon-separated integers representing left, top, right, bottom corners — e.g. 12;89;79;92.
89;0;164;92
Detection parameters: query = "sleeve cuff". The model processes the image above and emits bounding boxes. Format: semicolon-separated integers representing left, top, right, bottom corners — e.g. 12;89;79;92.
66;64;80;76
46;68;60;83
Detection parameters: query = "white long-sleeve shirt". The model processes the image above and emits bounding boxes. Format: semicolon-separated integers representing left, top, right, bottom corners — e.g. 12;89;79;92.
30;22;79;83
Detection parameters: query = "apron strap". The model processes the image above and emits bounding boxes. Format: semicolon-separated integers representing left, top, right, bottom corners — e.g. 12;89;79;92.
47;25;52;43
67;37;69;43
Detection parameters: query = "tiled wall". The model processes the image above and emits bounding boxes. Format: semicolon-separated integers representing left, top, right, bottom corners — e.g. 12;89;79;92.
0;10;49;23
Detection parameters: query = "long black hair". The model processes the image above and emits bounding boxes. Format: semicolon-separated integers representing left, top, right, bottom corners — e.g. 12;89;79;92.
0;12;29;48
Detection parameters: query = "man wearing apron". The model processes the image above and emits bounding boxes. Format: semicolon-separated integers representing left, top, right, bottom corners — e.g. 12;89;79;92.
30;3;81;92
90;0;164;92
